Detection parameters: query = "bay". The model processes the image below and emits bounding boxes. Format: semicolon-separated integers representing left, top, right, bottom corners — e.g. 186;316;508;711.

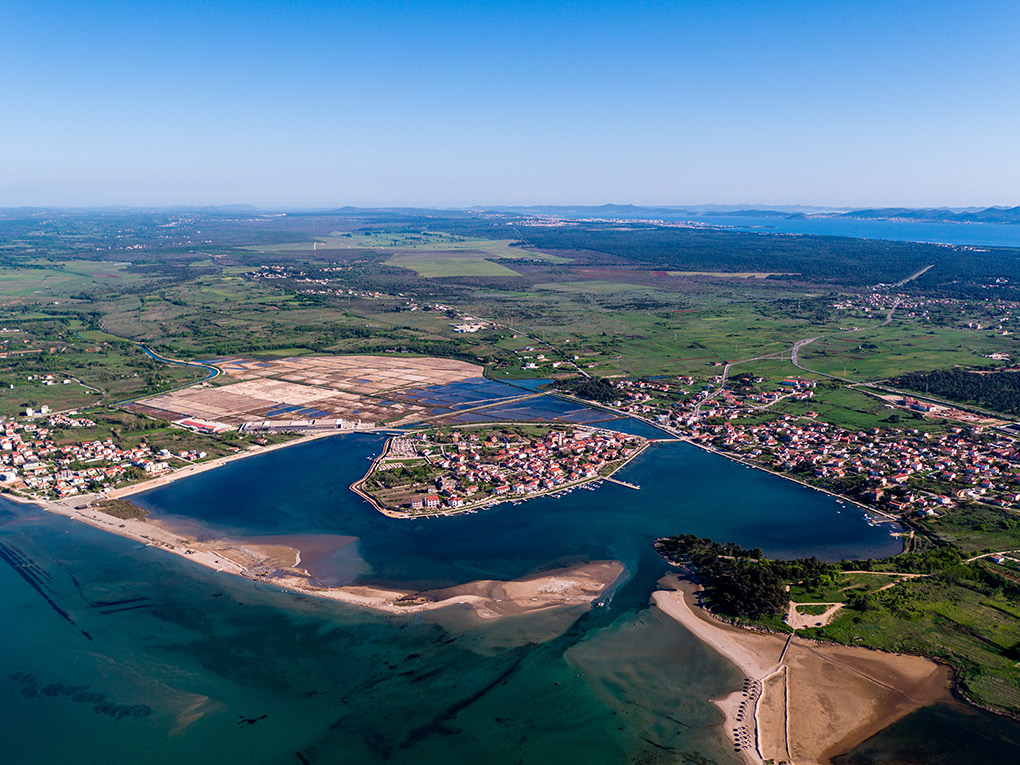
0;434;1012;764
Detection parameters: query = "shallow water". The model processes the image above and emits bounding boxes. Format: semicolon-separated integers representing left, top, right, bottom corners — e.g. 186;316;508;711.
2;435;1015;763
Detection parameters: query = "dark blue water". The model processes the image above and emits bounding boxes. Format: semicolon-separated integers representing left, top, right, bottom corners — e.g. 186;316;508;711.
131;437;900;591
500;377;553;392
2;435;1016;764
689;215;1020;248
393;376;527;410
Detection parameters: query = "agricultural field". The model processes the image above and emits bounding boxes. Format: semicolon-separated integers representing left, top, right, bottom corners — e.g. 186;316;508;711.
3;208;1020;431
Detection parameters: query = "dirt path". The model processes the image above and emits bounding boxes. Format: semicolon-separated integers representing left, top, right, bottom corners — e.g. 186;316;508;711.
787;601;844;629
653;577;952;764
966;548;1020;564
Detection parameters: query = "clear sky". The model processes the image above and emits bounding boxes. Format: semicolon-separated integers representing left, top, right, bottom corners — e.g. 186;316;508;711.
2;0;1018;208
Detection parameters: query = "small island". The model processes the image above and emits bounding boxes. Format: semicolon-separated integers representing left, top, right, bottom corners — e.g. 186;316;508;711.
352;424;648;517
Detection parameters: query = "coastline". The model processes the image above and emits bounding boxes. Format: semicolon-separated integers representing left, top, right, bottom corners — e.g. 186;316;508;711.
652;576;953;764
683;438;903;526
10;488;624;623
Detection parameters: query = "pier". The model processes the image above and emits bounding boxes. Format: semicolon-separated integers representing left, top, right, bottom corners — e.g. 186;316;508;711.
604;476;640;490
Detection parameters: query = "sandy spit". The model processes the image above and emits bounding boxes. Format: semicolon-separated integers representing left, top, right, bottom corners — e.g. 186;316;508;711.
652;576;953;765
15;491;624;622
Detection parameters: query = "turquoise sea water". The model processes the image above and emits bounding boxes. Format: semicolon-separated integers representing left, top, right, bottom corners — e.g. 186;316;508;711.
2;435;1018;763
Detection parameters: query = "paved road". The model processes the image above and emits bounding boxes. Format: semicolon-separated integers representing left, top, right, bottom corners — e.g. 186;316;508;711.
893;263;935;288
790;299;901;378
694;295;905;414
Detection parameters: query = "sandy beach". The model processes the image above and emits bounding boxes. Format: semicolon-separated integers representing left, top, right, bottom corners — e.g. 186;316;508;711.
653;576;953;764
289;559;625;619
14;491;624;623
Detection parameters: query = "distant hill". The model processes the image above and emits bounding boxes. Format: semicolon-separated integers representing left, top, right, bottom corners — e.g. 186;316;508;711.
843;206;1020;224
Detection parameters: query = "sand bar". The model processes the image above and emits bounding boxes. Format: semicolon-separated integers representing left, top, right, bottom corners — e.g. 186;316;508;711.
10;491;623;622
653;576;953;764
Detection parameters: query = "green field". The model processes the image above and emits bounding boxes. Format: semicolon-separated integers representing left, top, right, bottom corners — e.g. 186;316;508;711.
814;573;1020;714
797;322;1016;381
0;260;138;298
384;254;522;277
772;384;945;431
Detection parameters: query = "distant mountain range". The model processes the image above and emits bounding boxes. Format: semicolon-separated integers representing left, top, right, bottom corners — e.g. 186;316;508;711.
839;207;1020;224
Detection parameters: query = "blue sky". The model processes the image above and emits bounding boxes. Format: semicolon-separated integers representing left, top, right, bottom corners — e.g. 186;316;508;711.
2;1;1018;207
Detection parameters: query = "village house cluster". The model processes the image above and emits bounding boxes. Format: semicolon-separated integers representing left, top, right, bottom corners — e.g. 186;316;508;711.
696;416;1020;517
390;428;643;512
0;415;183;499
610;375;816;425
596;373;1020;520
247;264;385;300
834;292;1020;335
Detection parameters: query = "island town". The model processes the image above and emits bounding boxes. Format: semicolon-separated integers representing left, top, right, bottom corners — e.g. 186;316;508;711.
354;425;647;517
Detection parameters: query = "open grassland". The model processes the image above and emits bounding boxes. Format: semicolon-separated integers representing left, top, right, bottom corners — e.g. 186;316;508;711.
797;321;1018;381
0;313;208;414
789;571;903;603
813;574;1020;715
5;211;1020;430
771;383;946;432
0;260;139;298
533;280;655;294
246;231;568;260
345;232;569;261
919;503;1020;554
665;270;799;278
